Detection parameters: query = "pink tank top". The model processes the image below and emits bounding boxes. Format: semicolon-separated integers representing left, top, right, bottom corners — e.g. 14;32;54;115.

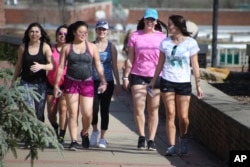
47;46;67;86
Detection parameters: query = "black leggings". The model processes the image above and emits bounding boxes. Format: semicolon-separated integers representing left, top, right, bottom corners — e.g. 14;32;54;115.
92;80;114;130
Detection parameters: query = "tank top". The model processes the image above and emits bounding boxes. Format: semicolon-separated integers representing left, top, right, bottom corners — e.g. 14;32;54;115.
47;46;67;86
92;41;113;81
21;42;47;83
66;41;93;80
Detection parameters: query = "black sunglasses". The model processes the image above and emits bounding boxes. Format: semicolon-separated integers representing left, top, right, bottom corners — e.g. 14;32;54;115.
145;17;156;22
171;45;177;56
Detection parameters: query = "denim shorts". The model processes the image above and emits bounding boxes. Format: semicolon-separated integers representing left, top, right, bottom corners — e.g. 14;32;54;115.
160;78;191;95
64;75;94;97
129;74;160;89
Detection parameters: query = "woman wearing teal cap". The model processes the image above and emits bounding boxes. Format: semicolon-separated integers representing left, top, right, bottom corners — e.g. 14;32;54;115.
123;8;167;151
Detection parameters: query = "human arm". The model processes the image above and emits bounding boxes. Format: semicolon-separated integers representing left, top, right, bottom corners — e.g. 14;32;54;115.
111;43;121;96
91;43;107;92
53;44;68;97
122;46;134;90
149;51;165;88
191;53;203;99
30;43;53;72
11;45;24;87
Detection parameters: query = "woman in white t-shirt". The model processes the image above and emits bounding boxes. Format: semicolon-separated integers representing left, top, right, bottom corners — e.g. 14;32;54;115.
123;8;167;151
149;15;203;156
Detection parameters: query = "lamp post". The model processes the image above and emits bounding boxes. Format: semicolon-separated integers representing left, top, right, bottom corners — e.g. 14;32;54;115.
211;0;219;67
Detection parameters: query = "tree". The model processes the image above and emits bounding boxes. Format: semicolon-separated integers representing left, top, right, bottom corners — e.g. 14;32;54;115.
0;68;63;167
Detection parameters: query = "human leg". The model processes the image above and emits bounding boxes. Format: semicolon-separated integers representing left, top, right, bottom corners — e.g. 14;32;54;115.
58;95;68;143
98;81;114;148
34;82;47;122
80;95;93;148
131;84;147;149
146;88;160;150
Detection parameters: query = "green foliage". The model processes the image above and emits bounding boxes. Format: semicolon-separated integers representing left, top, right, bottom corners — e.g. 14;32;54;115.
0;43;18;65
0;68;63;167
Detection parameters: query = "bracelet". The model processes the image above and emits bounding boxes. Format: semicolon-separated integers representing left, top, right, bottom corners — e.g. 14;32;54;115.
122;77;128;80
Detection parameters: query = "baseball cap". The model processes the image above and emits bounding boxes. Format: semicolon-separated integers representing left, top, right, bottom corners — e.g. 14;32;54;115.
143;8;158;20
95;20;109;29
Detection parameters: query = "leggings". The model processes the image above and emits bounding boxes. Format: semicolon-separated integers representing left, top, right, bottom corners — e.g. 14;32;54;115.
20;80;47;122
92;80;114;130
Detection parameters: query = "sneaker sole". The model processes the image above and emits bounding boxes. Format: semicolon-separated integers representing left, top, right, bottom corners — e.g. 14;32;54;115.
148;148;156;151
69;147;77;151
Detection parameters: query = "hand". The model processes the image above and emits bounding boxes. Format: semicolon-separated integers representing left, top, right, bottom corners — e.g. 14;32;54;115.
197;86;203;99
98;82;107;93
30;62;43;73
122;78;129;91
54;86;62;98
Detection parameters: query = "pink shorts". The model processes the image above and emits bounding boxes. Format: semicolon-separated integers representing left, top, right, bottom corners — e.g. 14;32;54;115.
64;76;94;97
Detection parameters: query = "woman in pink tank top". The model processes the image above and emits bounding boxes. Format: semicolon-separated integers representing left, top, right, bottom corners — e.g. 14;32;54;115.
46;24;68;145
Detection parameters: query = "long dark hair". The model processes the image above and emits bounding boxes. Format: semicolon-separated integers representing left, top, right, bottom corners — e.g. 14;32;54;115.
136;18;168;35
66;21;88;43
169;15;191;37
22;22;51;47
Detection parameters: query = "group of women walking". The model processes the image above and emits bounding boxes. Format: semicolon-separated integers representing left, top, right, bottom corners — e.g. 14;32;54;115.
11;7;203;156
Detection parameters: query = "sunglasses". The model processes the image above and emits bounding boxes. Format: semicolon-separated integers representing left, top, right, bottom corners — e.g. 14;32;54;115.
97;27;107;31
171;45;178;56
58;32;67;36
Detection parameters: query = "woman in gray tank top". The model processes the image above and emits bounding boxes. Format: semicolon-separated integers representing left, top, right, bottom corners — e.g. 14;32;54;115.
54;21;107;151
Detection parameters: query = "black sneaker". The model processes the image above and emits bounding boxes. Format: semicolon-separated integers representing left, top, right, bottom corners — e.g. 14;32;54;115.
69;141;79;151
58;136;64;145
147;140;156;151
137;136;146;150
81;133;90;148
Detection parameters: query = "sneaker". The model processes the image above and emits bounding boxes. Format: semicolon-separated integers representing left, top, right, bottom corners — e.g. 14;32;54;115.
137;136;146;150
81;133;90;148
98;138;107;148
179;136;188;155
58;136;64;145
69;141;79;151
147;140;156;151
90;130;99;146
165;145;176;156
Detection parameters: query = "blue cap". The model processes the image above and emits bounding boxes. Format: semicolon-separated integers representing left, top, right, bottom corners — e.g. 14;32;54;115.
95;20;109;29
143;8;158;20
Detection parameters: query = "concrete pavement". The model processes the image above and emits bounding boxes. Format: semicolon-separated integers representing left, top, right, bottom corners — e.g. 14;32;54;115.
4;86;227;167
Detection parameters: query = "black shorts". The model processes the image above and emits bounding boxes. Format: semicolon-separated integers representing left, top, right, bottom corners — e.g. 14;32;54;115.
129;74;160;89
46;81;64;95
160;78;191;95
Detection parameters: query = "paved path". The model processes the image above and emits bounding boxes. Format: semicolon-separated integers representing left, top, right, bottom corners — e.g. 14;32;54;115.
4;88;227;167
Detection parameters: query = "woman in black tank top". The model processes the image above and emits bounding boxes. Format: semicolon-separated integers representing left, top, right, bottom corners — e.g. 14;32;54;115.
54;21;107;151
11;22;53;122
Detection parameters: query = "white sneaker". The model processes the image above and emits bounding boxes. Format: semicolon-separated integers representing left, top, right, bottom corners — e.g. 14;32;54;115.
90;130;99;146
98;138;107;148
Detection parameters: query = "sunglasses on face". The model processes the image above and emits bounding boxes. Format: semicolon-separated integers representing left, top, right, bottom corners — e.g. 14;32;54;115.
58;32;67;36
145;17;156;22
171;45;178;56
97;27;107;31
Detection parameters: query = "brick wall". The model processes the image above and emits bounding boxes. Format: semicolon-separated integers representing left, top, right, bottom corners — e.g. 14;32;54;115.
4;2;112;25
128;9;250;26
188;79;250;160
0;0;5;27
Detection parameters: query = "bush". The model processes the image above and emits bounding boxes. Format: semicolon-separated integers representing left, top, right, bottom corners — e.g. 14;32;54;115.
0;68;63;167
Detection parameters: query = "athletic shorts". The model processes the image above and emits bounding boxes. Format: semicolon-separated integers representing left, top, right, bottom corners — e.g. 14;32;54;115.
46;81;64;95
129;74;160;89
160;78;191;95
64;75;94;97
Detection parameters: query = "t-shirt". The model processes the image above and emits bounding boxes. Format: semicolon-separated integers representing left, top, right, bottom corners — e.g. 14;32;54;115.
127;30;166;77
159;36;200;83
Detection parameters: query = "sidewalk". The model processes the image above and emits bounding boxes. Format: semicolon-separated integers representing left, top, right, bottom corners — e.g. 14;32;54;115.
4;87;227;167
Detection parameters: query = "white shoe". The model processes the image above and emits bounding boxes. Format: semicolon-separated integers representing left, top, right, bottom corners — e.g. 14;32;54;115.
98;138;107;148
90;130;99;146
